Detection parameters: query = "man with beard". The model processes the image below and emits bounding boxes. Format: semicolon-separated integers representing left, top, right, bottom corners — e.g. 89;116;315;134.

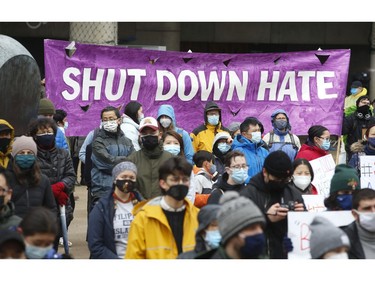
125;117;173;200
240;150;306;259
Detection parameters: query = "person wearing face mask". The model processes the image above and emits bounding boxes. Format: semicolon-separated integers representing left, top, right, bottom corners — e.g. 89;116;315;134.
211;131;233;176
90;106;135;212
28;117;76;251
178;204;221;259
196;191;267;259
289;158;318;195
0;119;15;170
126;116;173;200
157;104;194;165
190;101;230;153
207;150;248;205
0;168;22;231
309;216;351;259
344;80;368;117
19;206;72;259
343;95;375;162
240;150;306;259
342;188;375;259
262;109;301;163
295;125;331;161
120;101;144;151
7;136;57;219
231;117;269;183
88;161;143;259
324;164;360;211
125;157;199;259
349;124;375;175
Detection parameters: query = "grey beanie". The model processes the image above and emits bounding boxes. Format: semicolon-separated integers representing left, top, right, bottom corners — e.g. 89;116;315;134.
228;122;241;134
309;216;350;259
112;161;137;180
11;135;37;157
217;191;265;245
197;204;221;234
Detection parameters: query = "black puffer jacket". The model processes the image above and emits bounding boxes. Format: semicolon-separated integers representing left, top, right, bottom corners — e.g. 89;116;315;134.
37;146;76;223
10;172;57;219
240;172;305;259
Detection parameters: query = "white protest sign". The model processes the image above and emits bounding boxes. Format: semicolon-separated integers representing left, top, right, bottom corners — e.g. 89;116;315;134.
287;211;354;259
302;195;327;212
359;155;375;190
310;154;336;198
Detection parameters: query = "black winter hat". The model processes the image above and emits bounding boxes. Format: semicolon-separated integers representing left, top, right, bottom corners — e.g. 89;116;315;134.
356;95;370;108
263;150;292;179
204;101;221;113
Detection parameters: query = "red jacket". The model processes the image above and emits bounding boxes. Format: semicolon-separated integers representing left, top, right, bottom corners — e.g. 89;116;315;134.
295;143;328;161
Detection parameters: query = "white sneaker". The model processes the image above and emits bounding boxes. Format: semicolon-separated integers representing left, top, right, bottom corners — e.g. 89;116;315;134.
59;237;72;247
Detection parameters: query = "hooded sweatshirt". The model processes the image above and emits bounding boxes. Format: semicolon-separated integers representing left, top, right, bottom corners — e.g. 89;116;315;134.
0;119;15;169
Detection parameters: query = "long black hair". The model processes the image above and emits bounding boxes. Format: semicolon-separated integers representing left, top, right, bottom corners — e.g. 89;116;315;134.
124;101;142;125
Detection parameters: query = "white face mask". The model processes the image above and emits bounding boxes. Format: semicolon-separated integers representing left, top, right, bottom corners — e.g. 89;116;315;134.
293;175;311;191
251;131;261;143
102;120;118;133
326;252;349;259
160;117;172;128
355;211;375;232
138;113;144;123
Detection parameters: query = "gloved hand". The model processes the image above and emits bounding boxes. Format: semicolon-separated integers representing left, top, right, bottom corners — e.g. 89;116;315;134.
283;235;294;253
51;182;68;206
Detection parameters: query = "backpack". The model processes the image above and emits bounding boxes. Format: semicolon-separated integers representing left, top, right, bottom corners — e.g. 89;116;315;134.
268;130;298;159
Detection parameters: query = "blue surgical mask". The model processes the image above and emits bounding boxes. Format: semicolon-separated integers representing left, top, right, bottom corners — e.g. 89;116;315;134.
163;144;180;156
274;120;287;130
240;233;266;259
209;164;217;175
231;168;248;184
63;121;69;130
336;194;353;210
321;139;330;151
204;229;221;249
207;115;219;126
217;142;231;154
25;243;53;259
251;131;262;143
367;137;375;147
350;88;359;95
15;154;36;169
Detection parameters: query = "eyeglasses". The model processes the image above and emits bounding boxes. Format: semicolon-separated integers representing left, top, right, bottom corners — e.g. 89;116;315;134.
102;117;118;122
318;137;331;142
0;188;9;195
230;165;249;170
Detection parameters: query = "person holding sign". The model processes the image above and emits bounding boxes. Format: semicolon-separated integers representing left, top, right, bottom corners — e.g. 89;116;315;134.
324;164;360;211
348;123;375;175
295;125;331;161
341;188;375;259
239;150;305;259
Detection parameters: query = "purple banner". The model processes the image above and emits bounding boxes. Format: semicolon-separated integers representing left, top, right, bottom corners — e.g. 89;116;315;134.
44;39;350;137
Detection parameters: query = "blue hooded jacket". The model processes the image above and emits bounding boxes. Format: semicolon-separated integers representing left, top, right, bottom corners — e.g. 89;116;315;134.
157;104;194;164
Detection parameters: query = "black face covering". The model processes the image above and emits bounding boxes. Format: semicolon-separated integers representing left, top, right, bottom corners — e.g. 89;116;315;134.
166;184;189;201
115;179;136;193
357;105;371;115
264;180;286;193
0;195;5;208
0;138;11;153
141;135;159;150
35;134;55;150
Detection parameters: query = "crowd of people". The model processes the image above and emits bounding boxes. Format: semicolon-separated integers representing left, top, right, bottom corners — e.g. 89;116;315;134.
1;79;375;260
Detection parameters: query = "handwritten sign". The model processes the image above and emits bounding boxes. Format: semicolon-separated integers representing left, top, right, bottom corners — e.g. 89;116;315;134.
310;154;336;198
287;211;354;259
359;155;375;190
302;195;327;212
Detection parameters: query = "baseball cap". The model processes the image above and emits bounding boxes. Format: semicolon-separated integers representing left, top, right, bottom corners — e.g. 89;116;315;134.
139;117;159;132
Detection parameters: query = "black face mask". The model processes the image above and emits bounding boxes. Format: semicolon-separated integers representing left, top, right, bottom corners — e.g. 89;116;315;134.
0;195;5;208
115;179;136;193
264;180;286;192
35;134;55;150
141;135;159;150
166;184;189;201
0;138;11;153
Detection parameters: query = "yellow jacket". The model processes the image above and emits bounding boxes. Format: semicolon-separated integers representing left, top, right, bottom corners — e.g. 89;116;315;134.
190;122;229;153
125;196;199;259
0;119;15;169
